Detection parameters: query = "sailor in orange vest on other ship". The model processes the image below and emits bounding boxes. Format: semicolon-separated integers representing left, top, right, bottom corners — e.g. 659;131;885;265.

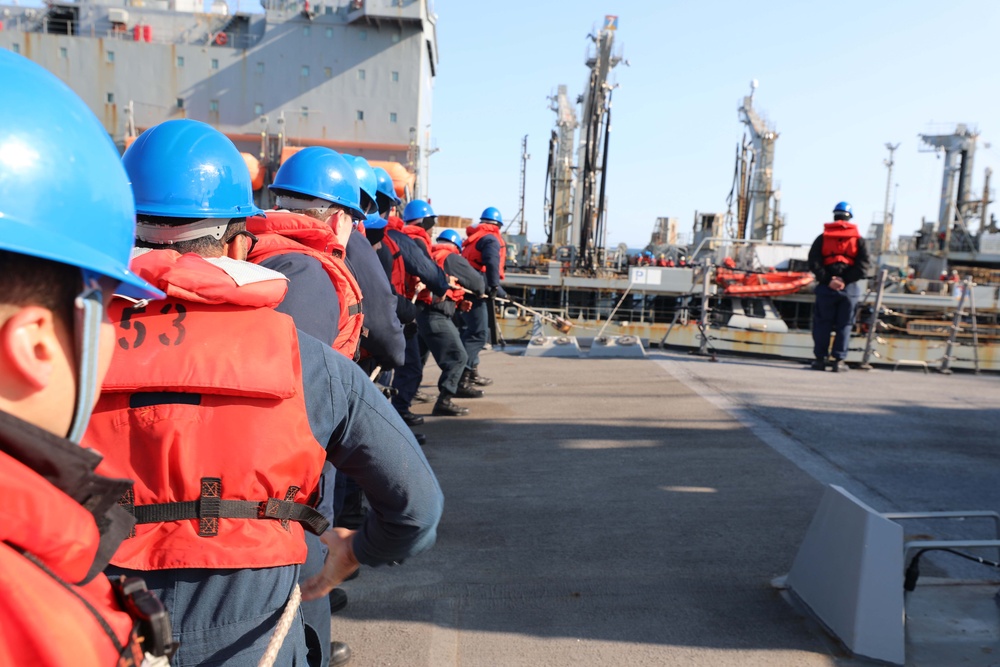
807;201;871;372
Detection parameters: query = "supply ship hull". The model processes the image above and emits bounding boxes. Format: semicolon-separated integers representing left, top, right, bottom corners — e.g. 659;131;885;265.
0;0;439;199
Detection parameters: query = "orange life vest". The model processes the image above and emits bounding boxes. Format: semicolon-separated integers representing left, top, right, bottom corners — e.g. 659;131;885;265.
381;232;408;296
402;224;432;253
84;250;326;571
417;243;465;304
0;451;143;667
462;224;507;280
247;212;365;360
821;221;861;266
400;224;435;299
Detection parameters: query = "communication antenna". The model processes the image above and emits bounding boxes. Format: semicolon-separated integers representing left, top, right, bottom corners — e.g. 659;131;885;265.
507;135;530;235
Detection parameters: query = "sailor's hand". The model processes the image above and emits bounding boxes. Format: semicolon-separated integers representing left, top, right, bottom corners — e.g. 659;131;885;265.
301;527;360;601
829;276;845;291
458;299;473;312
447;275;461;289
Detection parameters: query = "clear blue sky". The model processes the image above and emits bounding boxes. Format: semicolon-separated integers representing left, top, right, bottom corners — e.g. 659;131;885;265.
427;0;1000;248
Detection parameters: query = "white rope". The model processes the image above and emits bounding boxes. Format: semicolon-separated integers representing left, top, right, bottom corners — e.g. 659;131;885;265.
257;584;303;667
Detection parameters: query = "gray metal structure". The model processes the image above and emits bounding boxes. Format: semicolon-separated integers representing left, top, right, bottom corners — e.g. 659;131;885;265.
919;124;978;254
546;84;578;247
544;16;622;268
738;81;783;241
0;0;439;197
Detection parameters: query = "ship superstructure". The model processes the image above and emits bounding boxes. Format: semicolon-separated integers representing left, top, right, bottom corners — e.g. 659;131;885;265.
0;0;438;196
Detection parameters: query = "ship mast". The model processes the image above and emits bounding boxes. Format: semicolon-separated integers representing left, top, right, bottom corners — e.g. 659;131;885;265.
572;16;622;271
737;80;781;241
879;142;900;253
919;124;978;255
547;85;578;247
510;134;530;236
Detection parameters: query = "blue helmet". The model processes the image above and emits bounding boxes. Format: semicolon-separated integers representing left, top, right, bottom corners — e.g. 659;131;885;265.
403;199;435;223
480;206;502;225
0;51;162;301
373;166;401;209
270;147;365;220
345;155;378;215
833;201;853;218
124;119;263;220
437;228;463;250
364;212;388;230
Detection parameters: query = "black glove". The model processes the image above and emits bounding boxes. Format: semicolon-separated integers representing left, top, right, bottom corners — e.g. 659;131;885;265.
403;321;418;339
489;285;507;299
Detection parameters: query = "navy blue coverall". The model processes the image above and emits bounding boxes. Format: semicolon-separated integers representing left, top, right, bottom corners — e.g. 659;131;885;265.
808;232;871;361
385;229;449;414
460;231;505;370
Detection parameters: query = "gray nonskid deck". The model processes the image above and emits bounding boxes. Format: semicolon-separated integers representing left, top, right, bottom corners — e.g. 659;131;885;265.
330;350;881;666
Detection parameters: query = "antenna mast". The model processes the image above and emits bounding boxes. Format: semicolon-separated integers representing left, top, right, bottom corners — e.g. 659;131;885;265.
881;142;900;253
514;134;530;236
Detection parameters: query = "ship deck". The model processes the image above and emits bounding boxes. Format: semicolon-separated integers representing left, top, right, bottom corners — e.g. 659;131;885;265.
332;346;1000;666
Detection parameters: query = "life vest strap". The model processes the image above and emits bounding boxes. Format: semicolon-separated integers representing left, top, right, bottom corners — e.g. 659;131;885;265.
123;478;329;537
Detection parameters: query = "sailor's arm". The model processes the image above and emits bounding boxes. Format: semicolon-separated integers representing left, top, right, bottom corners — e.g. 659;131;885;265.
296;332;443;597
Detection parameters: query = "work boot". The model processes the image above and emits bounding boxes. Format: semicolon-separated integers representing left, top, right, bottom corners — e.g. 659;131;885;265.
330;641;352;666
397;410;424;426
329;588;348;614
455;370;484;398
432;394;469;416
810;359;826;371
831;359;849;373
469;365;493;386
412;390;432;403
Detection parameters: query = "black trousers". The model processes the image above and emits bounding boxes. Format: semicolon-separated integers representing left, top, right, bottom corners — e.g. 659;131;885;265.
417;306;469;395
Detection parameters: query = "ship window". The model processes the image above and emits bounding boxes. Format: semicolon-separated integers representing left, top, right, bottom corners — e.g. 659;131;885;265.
176;56;185;67
357;69;365;80
254;103;263;115
356;110;364;121
391;70;399;82
11;44;20;54
301;65;310;77
301;106;308;117
256;62;265;74
324;67;332;78
389;112;397;123
210;100;219;112
106;50;115;63
176;97;184;109
107;92;114;103
358;29;367;41
391;32;400;43
325;27;333;38
303;26;310;37
211;58;219;70
324;6;333;15
59;47;67;59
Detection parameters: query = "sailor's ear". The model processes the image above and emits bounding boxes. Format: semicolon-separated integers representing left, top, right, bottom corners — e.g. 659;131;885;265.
0;306;62;391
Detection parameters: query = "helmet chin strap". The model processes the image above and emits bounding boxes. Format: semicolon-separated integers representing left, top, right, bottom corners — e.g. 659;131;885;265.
66;271;105;444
